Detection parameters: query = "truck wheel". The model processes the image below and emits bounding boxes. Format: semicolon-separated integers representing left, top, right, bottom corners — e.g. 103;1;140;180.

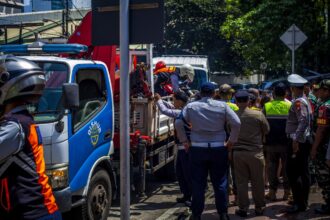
86;169;112;220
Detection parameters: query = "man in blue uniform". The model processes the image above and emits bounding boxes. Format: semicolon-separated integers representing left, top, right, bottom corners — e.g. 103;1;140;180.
176;82;241;220
154;91;192;205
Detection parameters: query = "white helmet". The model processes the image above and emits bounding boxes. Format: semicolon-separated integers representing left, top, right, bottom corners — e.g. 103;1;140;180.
179;64;195;82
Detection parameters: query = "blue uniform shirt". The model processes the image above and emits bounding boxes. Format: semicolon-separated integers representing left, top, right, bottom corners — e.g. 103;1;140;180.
177;97;241;144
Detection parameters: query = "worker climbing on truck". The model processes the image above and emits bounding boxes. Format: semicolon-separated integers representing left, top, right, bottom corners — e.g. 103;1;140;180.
154;61;195;96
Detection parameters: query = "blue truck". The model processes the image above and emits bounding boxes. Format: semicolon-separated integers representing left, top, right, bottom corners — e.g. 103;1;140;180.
0;43;182;220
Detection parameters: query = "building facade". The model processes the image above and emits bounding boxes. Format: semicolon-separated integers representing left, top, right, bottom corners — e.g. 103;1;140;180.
24;0;90;12
0;0;24;14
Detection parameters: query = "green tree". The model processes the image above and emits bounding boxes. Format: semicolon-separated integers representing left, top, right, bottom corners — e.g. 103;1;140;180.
156;0;242;72
221;0;330;76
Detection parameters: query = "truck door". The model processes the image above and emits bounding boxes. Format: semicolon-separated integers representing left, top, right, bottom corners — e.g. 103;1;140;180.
68;65;113;192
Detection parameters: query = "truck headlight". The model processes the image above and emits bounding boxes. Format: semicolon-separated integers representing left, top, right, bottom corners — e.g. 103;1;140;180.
46;166;68;190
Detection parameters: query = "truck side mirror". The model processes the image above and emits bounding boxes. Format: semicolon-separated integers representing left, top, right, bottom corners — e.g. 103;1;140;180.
62;83;79;109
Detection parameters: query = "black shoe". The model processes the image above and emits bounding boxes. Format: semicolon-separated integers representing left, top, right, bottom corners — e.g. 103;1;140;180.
235;209;247;217
219;213;230;220
285;205;306;214
189;214;201;220
314;204;330;214
185;200;192;207
255;207;265;216
176;196;190;203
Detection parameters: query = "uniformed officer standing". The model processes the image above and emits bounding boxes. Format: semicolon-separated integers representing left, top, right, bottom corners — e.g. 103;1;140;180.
154;91;192;205
216;83;239;204
176;82;241;220
263;83;292;201
285;74;313;213
310;79;330;214
233;91;269;217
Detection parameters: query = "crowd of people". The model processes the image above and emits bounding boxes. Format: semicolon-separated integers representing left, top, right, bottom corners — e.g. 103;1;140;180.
154;69;330;220
0;54;328;220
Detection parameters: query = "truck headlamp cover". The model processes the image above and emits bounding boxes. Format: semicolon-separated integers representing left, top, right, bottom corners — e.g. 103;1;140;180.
46;166;69;190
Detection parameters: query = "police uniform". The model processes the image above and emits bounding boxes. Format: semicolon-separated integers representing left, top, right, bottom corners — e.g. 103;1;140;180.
308;92;318;113
264;83;292;200
176;82;241;220
285;74;312;212
233;91;270;217
156;94;192;203
313;79;330;214
218;84;239;201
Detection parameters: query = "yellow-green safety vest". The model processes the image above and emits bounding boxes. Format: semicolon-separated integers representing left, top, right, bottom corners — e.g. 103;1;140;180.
264;100;291;116
227;102;239;112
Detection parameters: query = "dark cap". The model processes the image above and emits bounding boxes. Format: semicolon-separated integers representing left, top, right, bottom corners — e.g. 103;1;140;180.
273;82;286;96
173;91;189;103
235;90;250;99
200;82;216;93
274;82;286;89
320;79;330;89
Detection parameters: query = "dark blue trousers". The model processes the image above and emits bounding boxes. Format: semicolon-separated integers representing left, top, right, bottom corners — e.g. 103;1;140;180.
190;147;229;215
176;149;192;199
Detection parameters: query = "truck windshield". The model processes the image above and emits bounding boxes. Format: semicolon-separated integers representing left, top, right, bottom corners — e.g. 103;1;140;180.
27;62;68;122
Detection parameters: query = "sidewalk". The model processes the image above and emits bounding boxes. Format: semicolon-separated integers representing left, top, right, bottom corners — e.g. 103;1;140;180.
172;186;330;220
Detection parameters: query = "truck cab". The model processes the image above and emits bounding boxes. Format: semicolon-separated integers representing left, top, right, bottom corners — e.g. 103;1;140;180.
22;54;116;219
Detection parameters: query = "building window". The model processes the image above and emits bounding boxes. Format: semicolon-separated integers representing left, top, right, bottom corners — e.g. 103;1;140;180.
51;0;64;10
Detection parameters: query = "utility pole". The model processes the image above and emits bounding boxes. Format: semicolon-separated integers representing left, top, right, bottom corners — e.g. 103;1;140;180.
62;0;69;37
120;0;130;219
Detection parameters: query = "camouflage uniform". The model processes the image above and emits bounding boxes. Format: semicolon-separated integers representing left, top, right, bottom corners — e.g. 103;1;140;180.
314;98;330;207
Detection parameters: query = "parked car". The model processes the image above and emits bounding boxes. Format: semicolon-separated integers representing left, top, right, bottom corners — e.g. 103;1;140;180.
260;73;330;91
230;83;258;91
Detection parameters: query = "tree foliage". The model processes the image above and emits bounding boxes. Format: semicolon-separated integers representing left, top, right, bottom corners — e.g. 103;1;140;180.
156;0;242;72
158;0;330;75
221;0;330;75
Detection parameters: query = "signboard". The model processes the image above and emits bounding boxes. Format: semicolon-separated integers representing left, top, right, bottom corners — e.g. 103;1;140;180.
280;24;308;74
280;24;307;51
92;0;164;45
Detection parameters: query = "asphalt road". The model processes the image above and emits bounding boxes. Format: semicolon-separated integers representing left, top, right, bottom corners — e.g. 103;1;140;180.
109;177;183;220
108;177;330;220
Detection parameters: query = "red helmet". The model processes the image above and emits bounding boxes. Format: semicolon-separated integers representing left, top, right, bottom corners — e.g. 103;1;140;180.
154;61;166;72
